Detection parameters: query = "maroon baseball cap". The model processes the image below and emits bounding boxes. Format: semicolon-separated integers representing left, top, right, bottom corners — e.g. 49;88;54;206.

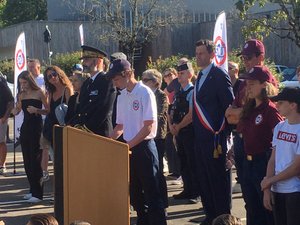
241;66;277;86
237;39;265;56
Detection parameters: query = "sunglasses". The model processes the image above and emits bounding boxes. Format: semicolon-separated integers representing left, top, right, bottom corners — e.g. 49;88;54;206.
47;71;58;80
163;73;172;78
241;55;255;61
142;78;154;83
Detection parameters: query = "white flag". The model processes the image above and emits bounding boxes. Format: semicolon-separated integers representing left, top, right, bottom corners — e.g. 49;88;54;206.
14;32;27;145
213;11;228;72
79;24;84;46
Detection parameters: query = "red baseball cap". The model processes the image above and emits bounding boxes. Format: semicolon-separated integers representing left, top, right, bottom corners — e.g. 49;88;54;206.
237;39;265;56
241;66;277;86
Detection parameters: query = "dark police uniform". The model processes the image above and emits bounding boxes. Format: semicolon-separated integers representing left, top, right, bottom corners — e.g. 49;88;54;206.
170;84;200;199
69;45;116;136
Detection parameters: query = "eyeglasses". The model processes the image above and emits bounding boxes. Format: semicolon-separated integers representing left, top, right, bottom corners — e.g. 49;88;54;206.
142;78;154;83
163;73;172;78
241;55;254;61
47;71;58;80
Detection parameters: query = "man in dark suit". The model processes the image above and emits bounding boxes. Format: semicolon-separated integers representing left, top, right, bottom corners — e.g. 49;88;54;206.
193;39;234;225
69;45;116;136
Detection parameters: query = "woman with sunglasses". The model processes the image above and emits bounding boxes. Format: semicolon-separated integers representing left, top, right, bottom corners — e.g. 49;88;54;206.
42;66;73;161
12;71;49;203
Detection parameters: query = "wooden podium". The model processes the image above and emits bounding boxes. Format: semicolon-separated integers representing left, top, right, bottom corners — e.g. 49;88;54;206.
53;126;129;225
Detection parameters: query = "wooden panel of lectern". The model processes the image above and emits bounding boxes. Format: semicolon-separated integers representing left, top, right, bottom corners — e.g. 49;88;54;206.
53;126;129;225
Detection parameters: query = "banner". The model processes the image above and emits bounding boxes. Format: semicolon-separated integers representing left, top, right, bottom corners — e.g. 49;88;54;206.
14;32;27;145
213;11;228;72
79;24;84;46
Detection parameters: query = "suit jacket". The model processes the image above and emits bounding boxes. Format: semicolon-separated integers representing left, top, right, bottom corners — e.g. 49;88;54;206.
154;88;168;139
193;64;234;141
70;72;116;137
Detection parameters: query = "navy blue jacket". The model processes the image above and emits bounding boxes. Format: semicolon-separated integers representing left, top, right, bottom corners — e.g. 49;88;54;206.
193;64;234;141
70;72;116;137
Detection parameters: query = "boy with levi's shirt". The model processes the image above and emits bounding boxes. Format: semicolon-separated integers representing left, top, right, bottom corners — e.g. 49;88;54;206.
261;87;300;225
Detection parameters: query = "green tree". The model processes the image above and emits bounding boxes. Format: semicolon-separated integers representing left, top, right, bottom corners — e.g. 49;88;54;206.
0;0;6;27
1;0;47;27
52;51;82;76
235;0;300;47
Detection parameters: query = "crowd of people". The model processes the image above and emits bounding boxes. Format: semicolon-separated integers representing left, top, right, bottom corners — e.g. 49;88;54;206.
0;38;300;225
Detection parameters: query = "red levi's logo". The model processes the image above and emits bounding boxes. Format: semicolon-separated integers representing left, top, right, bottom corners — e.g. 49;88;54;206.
277;131;297;143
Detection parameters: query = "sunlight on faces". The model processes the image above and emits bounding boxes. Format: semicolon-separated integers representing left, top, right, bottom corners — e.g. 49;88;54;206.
246;79;266;99
28;62;40;76
177;70;191;85
71;74;83;92
195;45;214;68
276;100;295;117
112;74;127;90
242;54;263;72
19;78;30;92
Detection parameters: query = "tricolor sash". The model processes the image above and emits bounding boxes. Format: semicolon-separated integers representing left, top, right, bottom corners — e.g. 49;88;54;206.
193;80;226;158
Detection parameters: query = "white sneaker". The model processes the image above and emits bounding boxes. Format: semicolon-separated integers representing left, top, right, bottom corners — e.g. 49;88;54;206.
26;197;42;203
170;176;183;185
42;171;50;182
0;167;7;175
23;193;32;200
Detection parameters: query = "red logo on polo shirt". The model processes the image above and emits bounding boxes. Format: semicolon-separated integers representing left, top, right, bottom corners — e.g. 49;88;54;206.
255;114;263;125
133;100;139;111
277;131;297;143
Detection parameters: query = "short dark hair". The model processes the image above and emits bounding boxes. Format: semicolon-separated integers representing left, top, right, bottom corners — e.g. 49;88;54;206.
196;39;215;54
28;58;41;66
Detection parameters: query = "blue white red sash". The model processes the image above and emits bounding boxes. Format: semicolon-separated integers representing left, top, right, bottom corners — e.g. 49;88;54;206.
193;81;226;134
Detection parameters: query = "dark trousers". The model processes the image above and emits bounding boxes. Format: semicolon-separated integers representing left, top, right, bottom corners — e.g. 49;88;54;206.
176;127;200;197
154;138;168;208
272;192;300;225
232;132;245;184
242;155;274;225
155;138;166;173
194;136;231;222
20;133;43;199
164;132;180;176
130;139;167;225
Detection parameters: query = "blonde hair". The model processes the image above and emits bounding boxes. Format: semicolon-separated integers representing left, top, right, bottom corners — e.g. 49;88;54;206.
142;69;162;88
163;68;178;77
212;214;242;225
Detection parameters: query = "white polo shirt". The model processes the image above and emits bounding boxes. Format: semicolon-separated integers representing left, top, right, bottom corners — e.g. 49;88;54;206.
272;120;300;193
35;74;45;91
116;81;157;142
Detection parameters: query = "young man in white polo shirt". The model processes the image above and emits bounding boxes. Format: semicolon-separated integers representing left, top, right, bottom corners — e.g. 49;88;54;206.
108;59;167;225
261;87;300;225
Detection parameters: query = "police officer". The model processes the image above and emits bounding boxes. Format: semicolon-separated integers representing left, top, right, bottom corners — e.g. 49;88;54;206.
69;45;116;136
169;61;200;202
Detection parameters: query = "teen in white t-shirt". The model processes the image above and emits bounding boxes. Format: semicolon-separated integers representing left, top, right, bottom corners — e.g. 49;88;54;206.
109;59;167;225
261;87;300;225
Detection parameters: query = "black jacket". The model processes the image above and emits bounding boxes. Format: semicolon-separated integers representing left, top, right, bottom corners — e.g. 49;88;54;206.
70;72;116;137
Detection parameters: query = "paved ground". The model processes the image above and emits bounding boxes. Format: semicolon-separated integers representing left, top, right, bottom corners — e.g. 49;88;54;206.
0;120;246;224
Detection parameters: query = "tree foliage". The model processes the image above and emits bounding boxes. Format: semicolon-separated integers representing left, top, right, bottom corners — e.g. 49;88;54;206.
52;51;82;76
235;0;300;48
1;0;47;27
64;0;185;65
